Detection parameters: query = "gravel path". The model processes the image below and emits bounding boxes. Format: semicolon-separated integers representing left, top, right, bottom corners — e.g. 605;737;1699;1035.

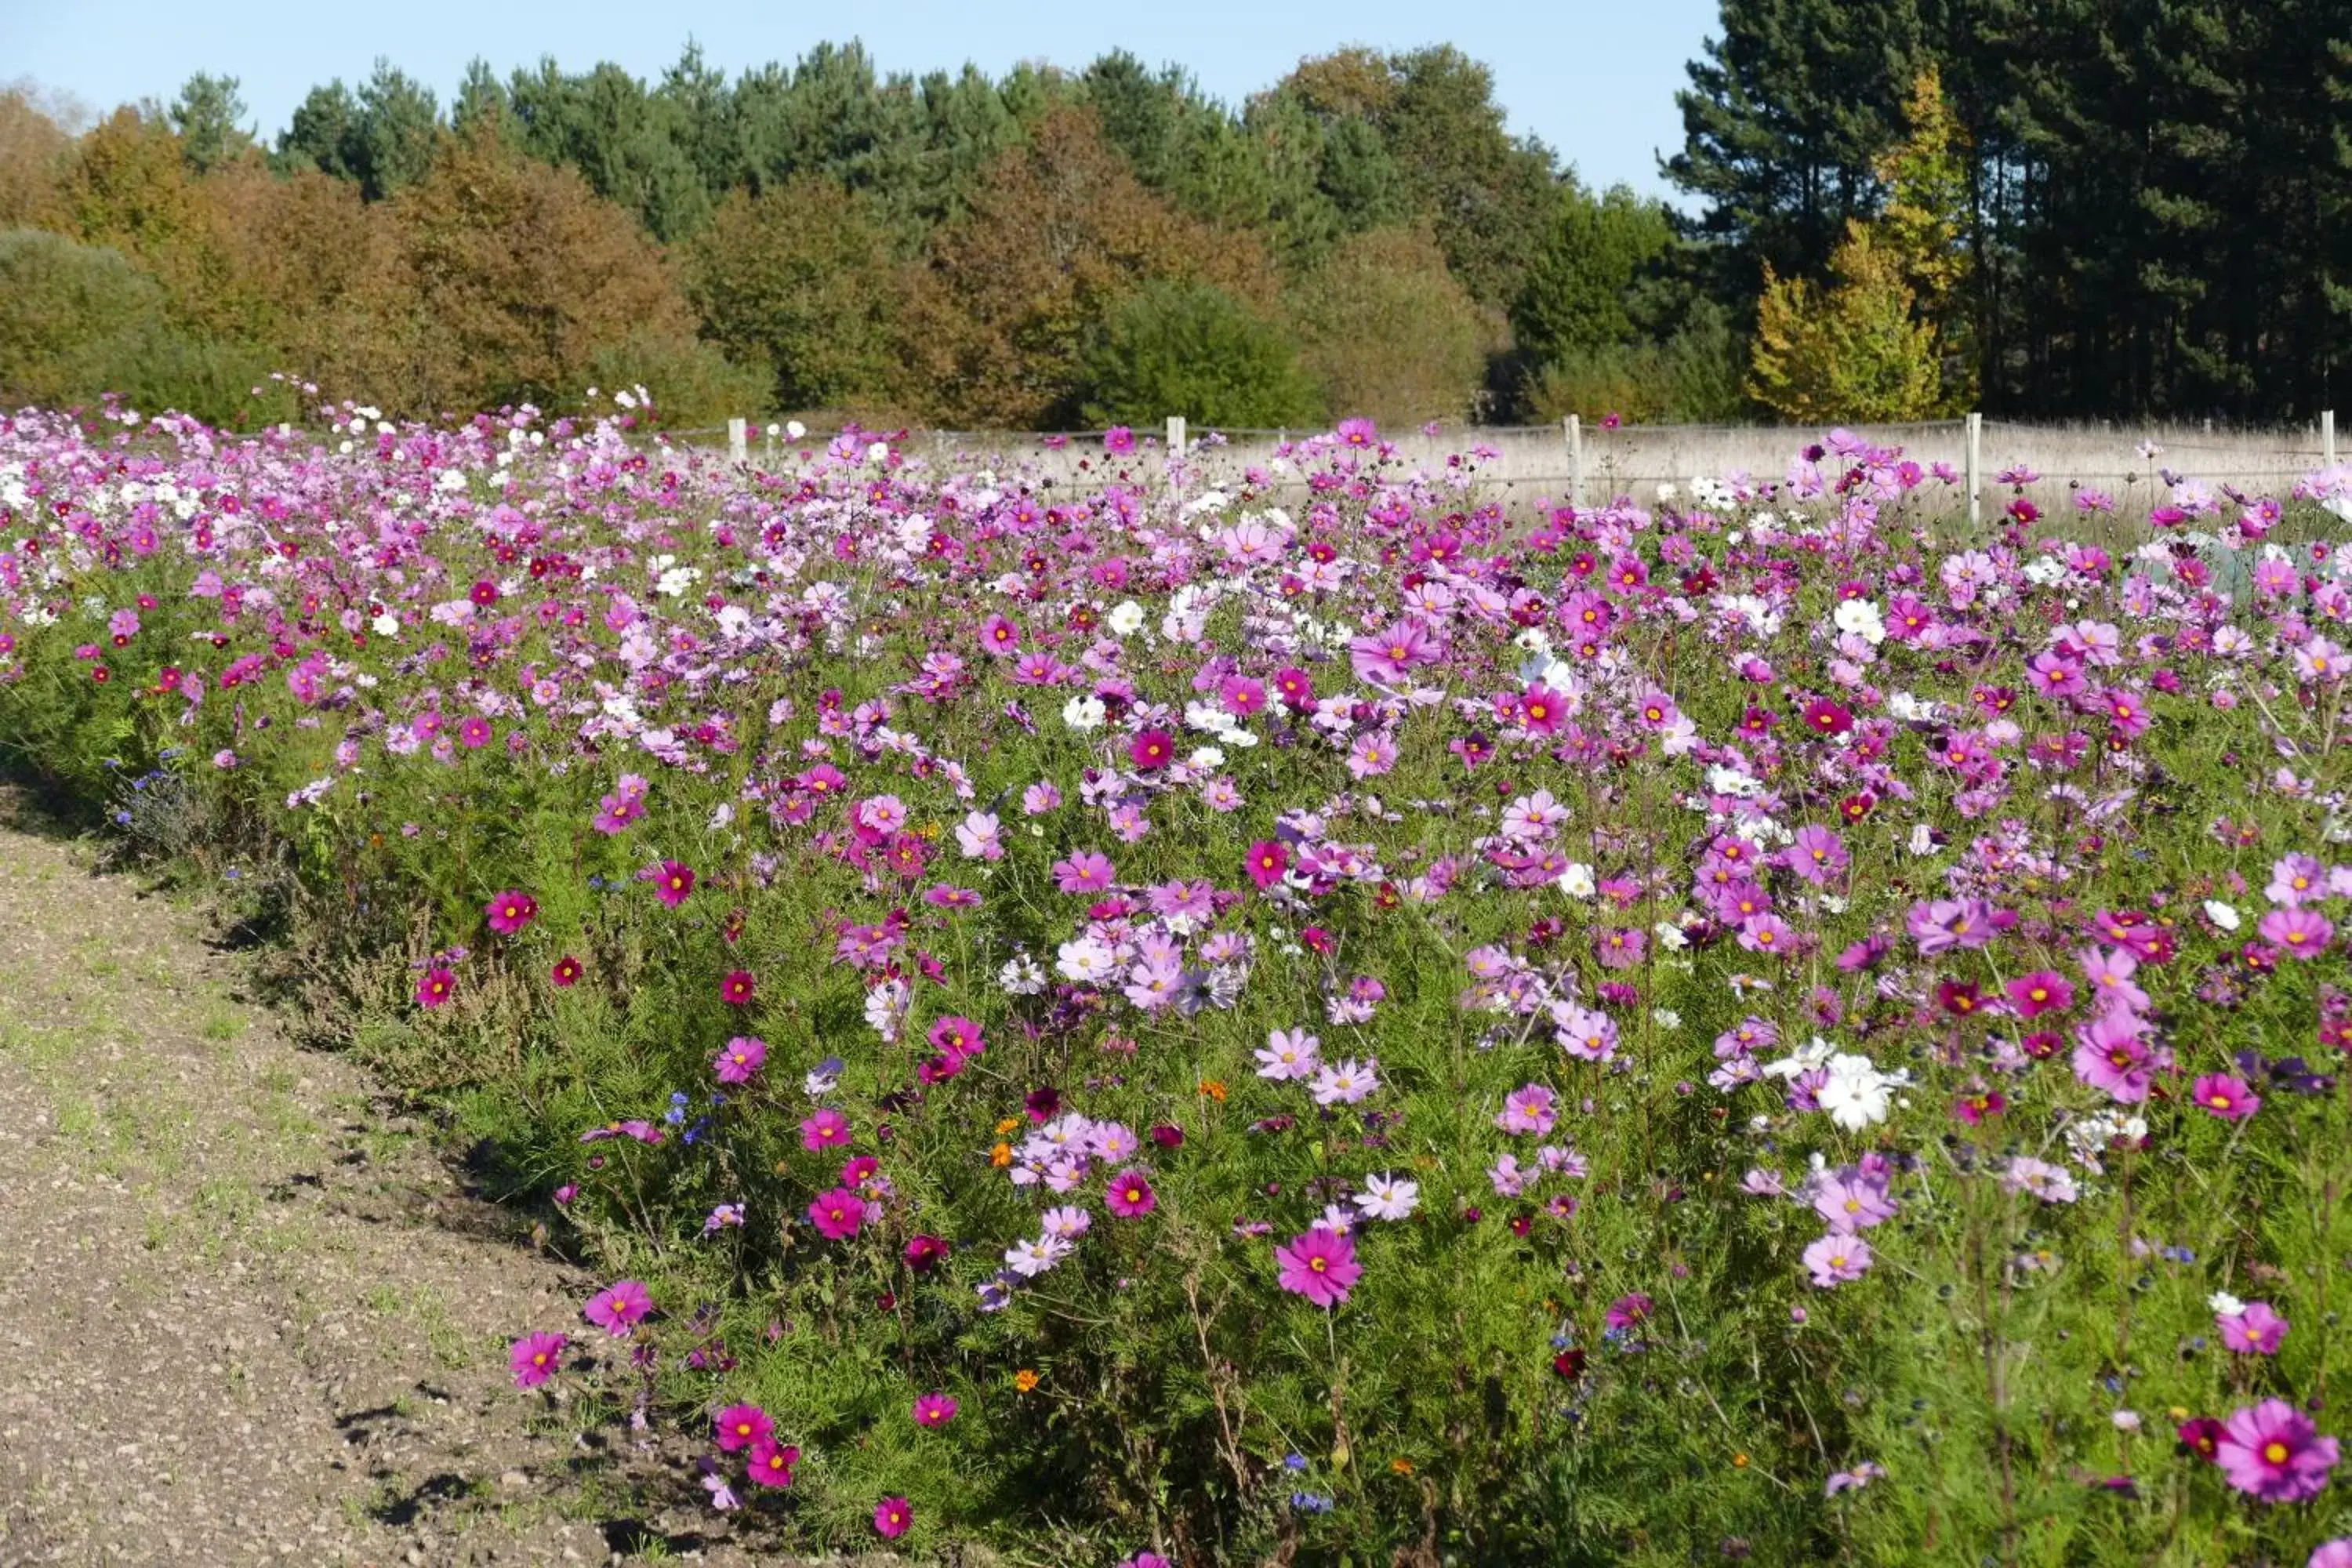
0;807;772;1567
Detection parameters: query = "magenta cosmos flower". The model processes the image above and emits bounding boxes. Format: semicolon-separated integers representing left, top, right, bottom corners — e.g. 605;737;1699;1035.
802;1108;851;1151
2005;971;2074;1017
648;859;695;907
1103;426;1134;453
2213;1399;2337;1501
1106;1169;1157;1218
720;970;756;1006
927;1015;983;1058
873;1496;913;1538
714;1403;774;1452
583;1279;654;1336
1275;1227;1361;1308
550;954;583;988
2192;1073;2260;1120
913;1391;958;1428
416;967;456;1008
510;1331;567;1388
1129;728;1177;771
485;890;538;934
808;1186;865;1240
1246;839;1288;890
745;1439;799;1488
713;1035;767;1084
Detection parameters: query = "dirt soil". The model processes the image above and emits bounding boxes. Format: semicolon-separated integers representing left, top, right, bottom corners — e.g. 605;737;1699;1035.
0;804;793;1567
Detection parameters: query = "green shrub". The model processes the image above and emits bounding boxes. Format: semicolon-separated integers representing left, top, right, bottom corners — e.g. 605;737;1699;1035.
1076;279;1320;430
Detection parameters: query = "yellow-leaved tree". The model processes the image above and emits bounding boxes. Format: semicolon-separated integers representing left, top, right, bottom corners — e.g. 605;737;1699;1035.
1748;67;1976;422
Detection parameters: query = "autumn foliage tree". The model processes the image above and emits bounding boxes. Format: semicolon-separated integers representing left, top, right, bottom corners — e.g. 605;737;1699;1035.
1746;68;1972;422
684;176;903;415
1286;224;1494;424
365;125;702;415
893;107;1279;427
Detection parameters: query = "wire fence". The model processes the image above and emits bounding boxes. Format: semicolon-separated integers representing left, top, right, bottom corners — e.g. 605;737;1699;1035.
664;412;2341;521
205;409;2345;521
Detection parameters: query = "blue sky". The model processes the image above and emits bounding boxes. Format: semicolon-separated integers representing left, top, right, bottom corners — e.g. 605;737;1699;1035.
1;0;1719;199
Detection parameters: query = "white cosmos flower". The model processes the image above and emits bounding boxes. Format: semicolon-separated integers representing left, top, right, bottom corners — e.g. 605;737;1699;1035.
1355;1174;1420;1221
2204;899;2240;931
1833;599;1888;644
1062;695;1106;731
1107;601;1145;637
1817;1054;1902;1131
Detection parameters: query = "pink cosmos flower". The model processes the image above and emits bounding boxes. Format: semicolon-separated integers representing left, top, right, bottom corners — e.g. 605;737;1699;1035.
913;1392;958;1428
648;859;695;907
714;1403;774;1452
1605;1293;1654;1331
1519;682;1566;735
1221;676;1266;717
1129;728;1177;771
802;1109;852;1151
1103;426;1135;453
583;1279;653;1336
745;1439;799;1488
510;1331;567;1388
2191;1073;2260;1120
1496;1083;1558;1136
2259;906;2334;960
808;1186;865;1240
1812;1176;1896;1232
928;1015;983;1058
416;967;456;1008
2218;1301;2289;1356
1802;1232;1874;1287
489;893;539;931
2071;1014;2153;1102
2004;971;2074;1017
2310;1541;2352;1568
1053;851;1116;895
2213;1399;2337;1501
713;1035;767;1084
1276;1227;1361;1308
1907;897;1996;955
1079;1160;1151;1217
873;1497;913;1538
980;614;1022;655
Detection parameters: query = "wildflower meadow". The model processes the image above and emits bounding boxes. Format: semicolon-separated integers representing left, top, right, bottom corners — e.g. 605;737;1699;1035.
5;398;2352;1566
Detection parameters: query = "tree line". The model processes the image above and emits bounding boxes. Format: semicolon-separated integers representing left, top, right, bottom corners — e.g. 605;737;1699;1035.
2;5;2345;432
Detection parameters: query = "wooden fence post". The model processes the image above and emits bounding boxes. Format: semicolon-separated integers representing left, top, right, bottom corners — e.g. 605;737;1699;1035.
727;417;747;465
1564;415;1584;510
1965;411;1983;527
2325;409;2338;469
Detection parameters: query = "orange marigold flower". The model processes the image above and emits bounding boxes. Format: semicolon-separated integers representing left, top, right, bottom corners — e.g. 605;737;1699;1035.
989;1142;1013;1168
1197;1079;1227;1102
1014;1368;1040;1392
